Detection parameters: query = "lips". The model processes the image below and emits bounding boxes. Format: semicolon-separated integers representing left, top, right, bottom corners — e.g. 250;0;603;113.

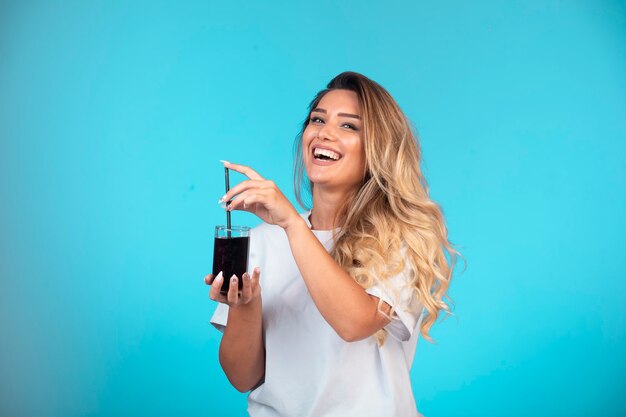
312;146;342;162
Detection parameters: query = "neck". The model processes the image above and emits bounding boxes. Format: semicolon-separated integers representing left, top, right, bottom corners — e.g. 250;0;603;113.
310;186;349;230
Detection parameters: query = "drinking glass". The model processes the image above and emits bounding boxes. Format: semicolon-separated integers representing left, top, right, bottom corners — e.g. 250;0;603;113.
212;226;250;296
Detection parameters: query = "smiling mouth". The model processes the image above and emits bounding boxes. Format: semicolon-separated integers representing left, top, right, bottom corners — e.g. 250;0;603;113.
313;147;342;161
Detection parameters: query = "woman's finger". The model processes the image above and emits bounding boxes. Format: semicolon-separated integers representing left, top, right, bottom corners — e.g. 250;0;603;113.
227;188;271;212
240;272;252;303
204;274;214;286
222;161;265;181
251;267;261;290
209;272;225;300
227;275;240;305
221;179;267;205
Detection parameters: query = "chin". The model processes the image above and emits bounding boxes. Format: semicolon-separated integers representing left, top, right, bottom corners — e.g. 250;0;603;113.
307;172;330;186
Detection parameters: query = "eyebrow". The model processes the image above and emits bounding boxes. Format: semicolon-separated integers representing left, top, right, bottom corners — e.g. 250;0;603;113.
312;108;361;120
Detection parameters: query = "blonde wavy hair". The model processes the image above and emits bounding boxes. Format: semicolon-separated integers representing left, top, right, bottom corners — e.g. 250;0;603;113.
294;72;460;344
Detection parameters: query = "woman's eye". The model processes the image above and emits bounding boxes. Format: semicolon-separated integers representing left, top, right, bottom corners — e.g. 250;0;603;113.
342;123;357;130
310;117;324;124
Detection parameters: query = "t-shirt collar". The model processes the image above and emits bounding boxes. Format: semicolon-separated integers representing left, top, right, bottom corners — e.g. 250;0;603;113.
302;210;340;234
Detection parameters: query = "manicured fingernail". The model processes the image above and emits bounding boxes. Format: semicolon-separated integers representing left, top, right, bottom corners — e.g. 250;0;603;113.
218;201;227;209
216;272;223;281
218;195;227;203
220;160;230;165
231;276;237;284
254;267;260;274
245;273;251;281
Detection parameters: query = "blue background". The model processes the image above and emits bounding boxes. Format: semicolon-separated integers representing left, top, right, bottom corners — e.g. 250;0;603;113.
1;1;625;416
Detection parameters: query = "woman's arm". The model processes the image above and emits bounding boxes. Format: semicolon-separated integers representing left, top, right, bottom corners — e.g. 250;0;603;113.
206;270;265;392
221;162;392;342
284;217;392;342
220;297;264;392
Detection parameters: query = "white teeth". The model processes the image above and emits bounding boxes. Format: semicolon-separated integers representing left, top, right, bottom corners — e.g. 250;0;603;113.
314;148;341;161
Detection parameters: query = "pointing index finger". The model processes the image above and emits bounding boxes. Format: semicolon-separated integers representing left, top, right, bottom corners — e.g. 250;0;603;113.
223;161;264;181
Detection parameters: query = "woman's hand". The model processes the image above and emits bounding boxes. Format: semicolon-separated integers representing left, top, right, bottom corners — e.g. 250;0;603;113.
205;267;262;307
220;161;302;230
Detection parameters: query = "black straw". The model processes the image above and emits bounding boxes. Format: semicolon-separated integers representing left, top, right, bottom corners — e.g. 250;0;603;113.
225;167;231;237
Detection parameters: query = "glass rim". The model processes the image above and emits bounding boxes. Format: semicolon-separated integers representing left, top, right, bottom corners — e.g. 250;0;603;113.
215;225;250;232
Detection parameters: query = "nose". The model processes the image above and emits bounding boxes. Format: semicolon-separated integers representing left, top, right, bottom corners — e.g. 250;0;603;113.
317;124;336;141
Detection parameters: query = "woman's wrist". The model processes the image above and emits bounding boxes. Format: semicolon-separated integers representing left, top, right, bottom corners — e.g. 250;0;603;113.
283;214;308;235
228;295;262;321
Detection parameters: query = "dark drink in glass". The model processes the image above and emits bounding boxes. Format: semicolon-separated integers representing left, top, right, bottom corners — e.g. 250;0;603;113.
212;226;250;296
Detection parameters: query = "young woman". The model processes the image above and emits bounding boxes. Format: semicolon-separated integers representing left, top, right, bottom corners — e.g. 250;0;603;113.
205;72;458;417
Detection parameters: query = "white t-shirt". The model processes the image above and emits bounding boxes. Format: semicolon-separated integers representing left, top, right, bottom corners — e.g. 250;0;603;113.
210;211;425;417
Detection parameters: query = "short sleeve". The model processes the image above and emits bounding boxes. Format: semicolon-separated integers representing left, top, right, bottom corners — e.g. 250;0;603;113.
210;303;229;333
365;266;424;342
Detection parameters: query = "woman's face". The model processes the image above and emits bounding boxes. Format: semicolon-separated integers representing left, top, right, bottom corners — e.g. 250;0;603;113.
302;89;366;193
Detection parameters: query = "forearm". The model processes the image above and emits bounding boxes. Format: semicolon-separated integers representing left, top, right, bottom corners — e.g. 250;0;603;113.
219;297;265;392
284;218;387;341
